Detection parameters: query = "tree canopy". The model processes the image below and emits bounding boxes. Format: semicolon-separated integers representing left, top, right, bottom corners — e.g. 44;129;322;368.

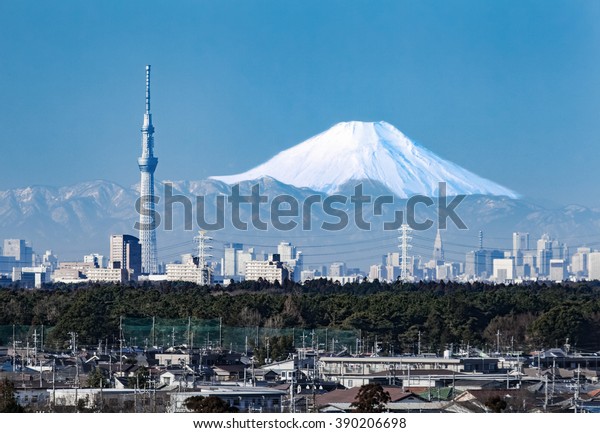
351;384;391;413
184;395;238;413
2;279;600;353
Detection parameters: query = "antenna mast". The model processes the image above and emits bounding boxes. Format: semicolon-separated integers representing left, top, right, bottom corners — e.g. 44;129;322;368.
145;65;151;114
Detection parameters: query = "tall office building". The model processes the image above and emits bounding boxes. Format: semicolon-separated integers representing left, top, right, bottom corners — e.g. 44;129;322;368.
465;250;487;279
571;247;591;277
277;241;303;282
236;248;255;277
588;252;600;280
512;232;529;265
329;262;346;277
549;259;567;281
493;258;515;282
110;234;142;279
277;242;295;261
3;239;33;265
138;65;159;274
223;243;244;276
537;234;553;276
512;232;529;255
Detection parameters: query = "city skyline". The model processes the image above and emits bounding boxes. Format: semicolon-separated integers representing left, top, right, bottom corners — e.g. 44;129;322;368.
1;1;599;207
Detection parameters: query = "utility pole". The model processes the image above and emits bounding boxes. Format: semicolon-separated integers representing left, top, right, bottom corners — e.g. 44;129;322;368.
75;353;80;412
187;316;191;348
496;329;501;354
119;316;123;373
290;369;296;413
266;337;270;364
574;364;581;413
544;375;548;412
152;316;156;348
68;331;78;356
552;358;556;403
12;324;16;372
52;358;56;411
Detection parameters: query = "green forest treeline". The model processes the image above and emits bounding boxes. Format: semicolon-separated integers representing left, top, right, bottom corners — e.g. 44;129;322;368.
1;279;600;354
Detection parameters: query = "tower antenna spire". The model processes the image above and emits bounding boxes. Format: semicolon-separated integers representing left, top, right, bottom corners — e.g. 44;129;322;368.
145;65;151;114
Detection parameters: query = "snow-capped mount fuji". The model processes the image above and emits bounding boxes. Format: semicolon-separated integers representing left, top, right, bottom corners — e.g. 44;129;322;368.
211;121;518;198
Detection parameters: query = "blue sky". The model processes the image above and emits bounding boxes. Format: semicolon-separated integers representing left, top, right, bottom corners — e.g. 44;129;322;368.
1;0;599;207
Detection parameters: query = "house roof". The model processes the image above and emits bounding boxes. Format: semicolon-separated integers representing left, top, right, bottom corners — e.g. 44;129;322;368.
587;388;600;398
272;383;290;391
212;364;246;373
458;389;531;400
453;379;504;388
315;386;425;408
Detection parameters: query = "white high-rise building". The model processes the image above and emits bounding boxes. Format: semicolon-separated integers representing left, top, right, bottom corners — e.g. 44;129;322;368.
138;65;159;274
386;252;400;267
329;262;346;277
571;247;590;277
493;258;515;282
223;243;243;276
369;264;384;281
277;241;303;282
166;254;212;285
3;239;33;265
549;259;567;281
83;253;107;269
537;234;552;276
588;252;600;280
512;232;529;266
512;232;529;254
300;269;317;281
236;248;255;276
436;263;454;281
246;258;289;283
42;250;59;271
277;242;295;262
109;234;141;279
386;265;401;281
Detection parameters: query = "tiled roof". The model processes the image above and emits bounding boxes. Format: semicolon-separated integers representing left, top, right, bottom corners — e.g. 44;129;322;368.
315;386;420;407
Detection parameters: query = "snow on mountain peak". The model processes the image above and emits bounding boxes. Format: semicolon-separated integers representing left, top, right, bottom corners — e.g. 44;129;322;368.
211;120;518;198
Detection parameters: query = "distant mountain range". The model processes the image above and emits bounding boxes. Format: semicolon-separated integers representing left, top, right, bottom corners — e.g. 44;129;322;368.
1;121;599;268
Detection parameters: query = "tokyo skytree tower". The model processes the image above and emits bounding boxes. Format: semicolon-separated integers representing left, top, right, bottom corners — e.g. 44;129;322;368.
137;65;158;274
